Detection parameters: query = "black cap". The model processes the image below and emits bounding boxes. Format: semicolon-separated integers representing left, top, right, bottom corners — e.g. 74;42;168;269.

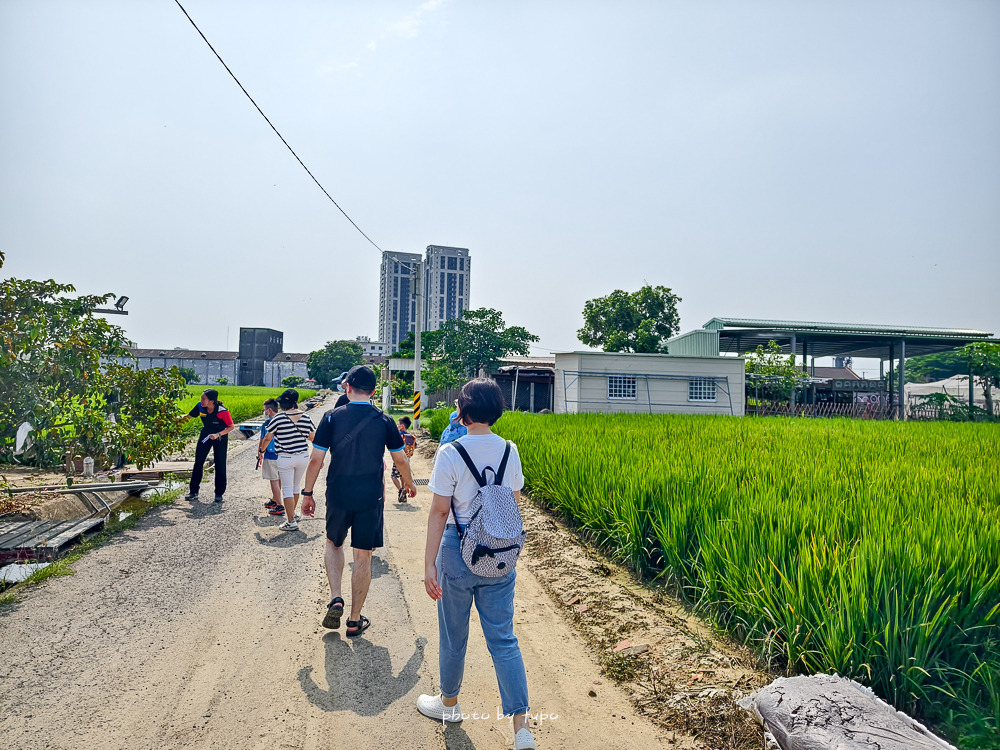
344;365;377;393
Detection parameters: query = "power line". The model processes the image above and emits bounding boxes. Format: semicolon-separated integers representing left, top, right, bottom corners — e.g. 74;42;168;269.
172;0;384;253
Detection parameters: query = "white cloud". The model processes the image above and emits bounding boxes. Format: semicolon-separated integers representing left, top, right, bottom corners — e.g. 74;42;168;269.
367;41;377;51
389;0;445;39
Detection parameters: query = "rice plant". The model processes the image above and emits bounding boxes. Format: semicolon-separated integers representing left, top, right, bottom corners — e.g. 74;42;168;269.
177;386;317;434
494;412;1000;746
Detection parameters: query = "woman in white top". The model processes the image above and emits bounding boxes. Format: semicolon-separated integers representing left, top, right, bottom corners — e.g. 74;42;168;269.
419;378;536;750
258;388;315;532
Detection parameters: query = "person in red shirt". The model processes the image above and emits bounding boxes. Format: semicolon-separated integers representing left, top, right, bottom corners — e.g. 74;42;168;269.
179;388;236;502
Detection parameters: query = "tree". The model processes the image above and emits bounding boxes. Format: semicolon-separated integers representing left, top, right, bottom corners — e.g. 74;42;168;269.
0;263;188;469
964;342;1000;418
904;349;968;383
577;285;682;353
177;367;200;384
745;340;803;402
307;340;364;388
281;375;304;387
421;308;538;387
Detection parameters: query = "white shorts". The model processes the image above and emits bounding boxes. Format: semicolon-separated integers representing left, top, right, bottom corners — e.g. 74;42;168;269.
276;452;309;498
261;458;279;481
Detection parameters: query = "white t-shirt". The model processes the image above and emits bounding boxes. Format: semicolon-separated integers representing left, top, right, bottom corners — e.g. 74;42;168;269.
428;434;525;525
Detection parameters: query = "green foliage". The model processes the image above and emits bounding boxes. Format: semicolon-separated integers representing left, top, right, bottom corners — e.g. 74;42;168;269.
421;308;538;383
216;377;229;385
389;377;413;404
281;375;305;387
307;340;364;388
177;385;317;435
744;340;803;402
495;412;1000;745
421;408;451;439
0;266;188;469
965;342;1000;418
177;367;200;384
905;349;969;383
577;285;682;353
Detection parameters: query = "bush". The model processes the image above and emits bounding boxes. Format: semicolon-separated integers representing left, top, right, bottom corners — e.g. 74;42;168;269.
423;408;451;439
281;376;305;387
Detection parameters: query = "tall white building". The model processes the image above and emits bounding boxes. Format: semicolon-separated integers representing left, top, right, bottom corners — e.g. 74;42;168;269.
423;245;471;333
378;251;422;352
378;245;472;353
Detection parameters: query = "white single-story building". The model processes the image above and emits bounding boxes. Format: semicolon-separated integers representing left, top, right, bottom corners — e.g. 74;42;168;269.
554;351;745;416
263;353;310;387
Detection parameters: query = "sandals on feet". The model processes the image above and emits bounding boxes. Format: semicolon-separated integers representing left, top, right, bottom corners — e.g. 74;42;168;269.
346;615;370;637
397;487;407;504
322;597;345;629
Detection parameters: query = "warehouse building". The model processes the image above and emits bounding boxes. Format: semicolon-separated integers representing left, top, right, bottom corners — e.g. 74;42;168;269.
120;327;311;386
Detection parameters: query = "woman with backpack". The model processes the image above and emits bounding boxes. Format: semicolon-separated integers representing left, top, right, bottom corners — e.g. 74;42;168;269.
418;378;536;750
257;388;316;531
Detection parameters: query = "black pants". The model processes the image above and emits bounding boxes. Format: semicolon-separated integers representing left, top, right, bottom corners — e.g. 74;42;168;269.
190;434;228;496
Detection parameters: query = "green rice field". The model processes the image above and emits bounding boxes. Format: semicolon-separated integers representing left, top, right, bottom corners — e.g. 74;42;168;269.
494;412;1000;746
178;386;318;434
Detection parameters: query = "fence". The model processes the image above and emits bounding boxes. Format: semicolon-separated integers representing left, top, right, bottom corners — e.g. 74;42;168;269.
747;401;897;420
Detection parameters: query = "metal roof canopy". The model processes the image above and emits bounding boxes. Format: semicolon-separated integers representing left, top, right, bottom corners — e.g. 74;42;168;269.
705;318;994;359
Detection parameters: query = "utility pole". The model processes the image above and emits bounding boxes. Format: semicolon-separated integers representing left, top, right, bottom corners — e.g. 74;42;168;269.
412;260;423;428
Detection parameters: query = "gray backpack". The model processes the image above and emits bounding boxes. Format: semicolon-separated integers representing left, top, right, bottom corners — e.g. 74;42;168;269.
449;440;525;577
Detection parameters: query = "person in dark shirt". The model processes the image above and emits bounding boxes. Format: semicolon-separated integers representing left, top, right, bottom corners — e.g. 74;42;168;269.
302;366;416;637
179;388;236;502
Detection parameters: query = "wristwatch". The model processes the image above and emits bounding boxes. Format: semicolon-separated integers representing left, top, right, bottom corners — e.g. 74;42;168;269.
302;490;313;497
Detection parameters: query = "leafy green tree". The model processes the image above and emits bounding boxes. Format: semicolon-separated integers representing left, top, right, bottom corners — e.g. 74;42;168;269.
577;285;682;353
904;350;969;383
307;340;364;388
0;264;187;469
421;308;538;385
745;340;803;402
964;342;1000;418
177;366;200;384
281;375;305;387
395;331;416;358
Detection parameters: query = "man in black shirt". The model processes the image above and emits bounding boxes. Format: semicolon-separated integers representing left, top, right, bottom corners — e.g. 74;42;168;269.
302;366;416;637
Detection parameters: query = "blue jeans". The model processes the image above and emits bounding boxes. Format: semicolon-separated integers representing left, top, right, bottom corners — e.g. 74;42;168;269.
437;525;530;716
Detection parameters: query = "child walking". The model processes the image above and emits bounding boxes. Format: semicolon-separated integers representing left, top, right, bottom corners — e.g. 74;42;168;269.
418;378;536;750
391;417;417;503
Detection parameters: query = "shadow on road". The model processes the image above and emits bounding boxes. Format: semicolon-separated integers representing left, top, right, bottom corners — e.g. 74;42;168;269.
444;724;480;750
349;555;390;580
297;633;426;716
254;529;324;546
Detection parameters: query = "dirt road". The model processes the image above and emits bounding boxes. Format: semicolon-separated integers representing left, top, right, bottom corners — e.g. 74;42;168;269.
0;401;671;750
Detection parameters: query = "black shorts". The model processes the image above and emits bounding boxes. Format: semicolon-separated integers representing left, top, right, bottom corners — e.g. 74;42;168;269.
326;503;384;550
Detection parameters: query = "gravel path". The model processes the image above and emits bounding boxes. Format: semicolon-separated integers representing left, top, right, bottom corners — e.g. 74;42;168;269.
0;400;670;749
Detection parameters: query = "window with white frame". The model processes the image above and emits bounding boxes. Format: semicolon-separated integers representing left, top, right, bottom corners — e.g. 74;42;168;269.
608;375;637;400
688;377;717;402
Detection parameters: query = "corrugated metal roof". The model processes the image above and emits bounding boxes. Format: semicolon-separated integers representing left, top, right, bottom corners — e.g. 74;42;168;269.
704;318;992;338
130;348;238;360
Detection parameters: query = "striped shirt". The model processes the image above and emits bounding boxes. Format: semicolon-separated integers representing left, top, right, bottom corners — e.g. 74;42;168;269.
265;411;316;454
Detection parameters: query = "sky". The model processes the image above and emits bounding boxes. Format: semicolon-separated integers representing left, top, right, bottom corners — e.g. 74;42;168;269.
2;0;998;376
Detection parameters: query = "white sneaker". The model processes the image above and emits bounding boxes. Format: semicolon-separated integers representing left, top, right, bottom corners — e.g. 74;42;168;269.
514;728;537;750
416;693;462;723
278;520;299;531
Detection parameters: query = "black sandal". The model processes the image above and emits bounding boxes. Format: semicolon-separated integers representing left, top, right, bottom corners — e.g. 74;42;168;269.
322;597;345;629
397;487;407;504
346;615;370;637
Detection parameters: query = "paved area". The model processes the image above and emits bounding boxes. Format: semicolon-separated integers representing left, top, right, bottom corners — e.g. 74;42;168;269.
0;399;668;749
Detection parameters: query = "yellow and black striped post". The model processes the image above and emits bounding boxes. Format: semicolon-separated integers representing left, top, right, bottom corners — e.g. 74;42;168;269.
413;390;421;424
